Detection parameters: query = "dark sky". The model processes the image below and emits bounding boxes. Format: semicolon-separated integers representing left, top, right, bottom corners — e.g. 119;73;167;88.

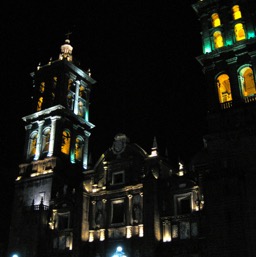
0;0;207;244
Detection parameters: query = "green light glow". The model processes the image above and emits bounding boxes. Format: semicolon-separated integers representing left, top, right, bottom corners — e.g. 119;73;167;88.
203;39;212;54
247;31;255;39
225;39;233;46
71;152;75;163
85;110;89;122
203;45;212;54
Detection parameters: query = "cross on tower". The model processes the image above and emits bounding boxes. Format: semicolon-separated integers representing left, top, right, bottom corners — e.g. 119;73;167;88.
65;31;72;39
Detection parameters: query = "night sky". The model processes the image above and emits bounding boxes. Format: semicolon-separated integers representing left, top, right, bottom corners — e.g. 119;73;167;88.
0;0;207;245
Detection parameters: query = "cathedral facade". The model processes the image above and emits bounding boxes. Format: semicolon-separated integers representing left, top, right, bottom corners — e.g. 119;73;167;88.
6;0;256;257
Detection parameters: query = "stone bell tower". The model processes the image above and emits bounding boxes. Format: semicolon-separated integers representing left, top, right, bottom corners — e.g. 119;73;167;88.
192;0;256;256
7;37;96;257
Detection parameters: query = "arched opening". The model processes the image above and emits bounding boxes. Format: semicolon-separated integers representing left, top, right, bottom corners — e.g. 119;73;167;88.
61;130;71;155
211;13;221;27
232;5;242;20
213;31;224;48
29;131;38;158
238;65;256;98
75;136;84;161
37;97;43;111
42;127;51;153
234;23;246;41
216;74;232;104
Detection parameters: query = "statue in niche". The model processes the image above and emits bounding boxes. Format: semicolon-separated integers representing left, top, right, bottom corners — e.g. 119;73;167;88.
95;201;104;228
95;210;103;228
132;194;142;224
133;203;141;224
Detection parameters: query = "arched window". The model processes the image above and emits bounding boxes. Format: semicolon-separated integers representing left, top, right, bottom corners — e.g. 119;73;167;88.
37;97;43;111
52;76;57;89
79;85;86;98
29;131;38;157
238;66;256;98
68;79;73;91
78;101;85;118
211;13;221;27
67;92;74;110
39;82;45;93
61;130;71;155
51;92;55;102
232;5;242;20
42;127;51;153
234;23;246;41
213;31;224;48
216;74;233;103
75;136;84;161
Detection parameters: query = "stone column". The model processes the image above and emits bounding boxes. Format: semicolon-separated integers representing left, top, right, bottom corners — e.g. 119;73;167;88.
34;120;45;160
82;131;90;169
47;116;61;157
140;192;143;223
74;80;80;115
102;199;107;227
127;194;133;225
92;201;96;229
100;199;107;241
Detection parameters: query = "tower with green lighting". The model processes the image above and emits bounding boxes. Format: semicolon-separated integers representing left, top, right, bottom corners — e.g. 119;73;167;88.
7;38;96;257
192;0;256;256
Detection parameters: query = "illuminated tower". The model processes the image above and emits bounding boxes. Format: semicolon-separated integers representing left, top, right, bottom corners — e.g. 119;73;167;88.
192;0;256;256
7;38;96;257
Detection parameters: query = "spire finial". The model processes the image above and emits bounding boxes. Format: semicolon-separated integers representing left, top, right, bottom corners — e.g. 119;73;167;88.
152;136;158;149
150;136;158;157
59;32;73;62
177;158;185;176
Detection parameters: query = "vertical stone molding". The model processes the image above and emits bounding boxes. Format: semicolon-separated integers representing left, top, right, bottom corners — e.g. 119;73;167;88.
74;80;80;115
34;120;45;160
47;116;61;157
